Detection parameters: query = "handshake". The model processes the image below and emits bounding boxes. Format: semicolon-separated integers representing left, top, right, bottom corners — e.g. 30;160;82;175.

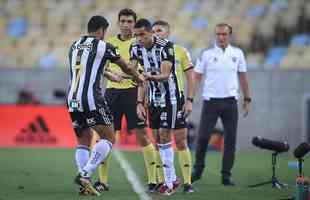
105;67;160;86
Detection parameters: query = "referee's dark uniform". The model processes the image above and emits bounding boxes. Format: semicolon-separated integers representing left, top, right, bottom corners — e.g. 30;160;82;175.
191;39;251;185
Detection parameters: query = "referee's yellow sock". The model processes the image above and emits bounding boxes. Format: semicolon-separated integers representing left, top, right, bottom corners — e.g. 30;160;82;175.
155;149;165;184
178;148;192;184
141;143;157;184
98;152;111;184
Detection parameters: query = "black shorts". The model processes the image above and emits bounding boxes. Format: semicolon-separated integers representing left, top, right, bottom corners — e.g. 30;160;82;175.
104;88;146;131
148;97;186;130
69;101;113;137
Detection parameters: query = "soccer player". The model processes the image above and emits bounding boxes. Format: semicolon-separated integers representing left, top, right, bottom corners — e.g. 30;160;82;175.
152;20;194;193
131;18;183;195
67;15;142;196
92;9;157;193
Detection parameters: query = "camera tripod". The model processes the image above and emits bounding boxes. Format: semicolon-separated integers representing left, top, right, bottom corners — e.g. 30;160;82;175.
249;152;287;189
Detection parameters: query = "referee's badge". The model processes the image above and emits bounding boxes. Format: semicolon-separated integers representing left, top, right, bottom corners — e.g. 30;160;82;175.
115;48;120;56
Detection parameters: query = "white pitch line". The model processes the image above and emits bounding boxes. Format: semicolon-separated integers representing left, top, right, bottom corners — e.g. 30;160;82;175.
113;150;152;200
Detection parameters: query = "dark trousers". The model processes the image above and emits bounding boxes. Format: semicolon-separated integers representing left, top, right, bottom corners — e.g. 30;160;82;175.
194;97;238;178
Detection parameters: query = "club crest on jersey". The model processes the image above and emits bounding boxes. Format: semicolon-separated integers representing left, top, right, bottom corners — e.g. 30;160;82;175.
168;48;174;56
162;50;167;59
147;51;152;57
232;57;237;62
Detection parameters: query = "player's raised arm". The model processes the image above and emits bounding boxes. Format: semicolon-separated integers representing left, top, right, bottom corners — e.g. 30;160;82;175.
113;58;143;84
144;61;172;81
103;70;123;82
144;43;174;82
105;43;143;84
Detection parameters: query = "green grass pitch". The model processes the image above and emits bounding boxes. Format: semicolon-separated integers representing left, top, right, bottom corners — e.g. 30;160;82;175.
0;148;309;200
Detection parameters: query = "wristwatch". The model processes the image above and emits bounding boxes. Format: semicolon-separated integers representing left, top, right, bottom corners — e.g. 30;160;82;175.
244;97;252;102
137;100;144;105
187;97;194;103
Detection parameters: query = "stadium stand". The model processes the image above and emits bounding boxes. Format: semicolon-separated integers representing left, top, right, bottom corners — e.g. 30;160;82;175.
0;0;310;69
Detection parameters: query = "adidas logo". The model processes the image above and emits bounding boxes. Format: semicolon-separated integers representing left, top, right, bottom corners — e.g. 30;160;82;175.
14;115;57;144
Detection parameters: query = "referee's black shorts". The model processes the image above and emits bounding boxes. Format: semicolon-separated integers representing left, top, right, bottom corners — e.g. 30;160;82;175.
104;87;146;131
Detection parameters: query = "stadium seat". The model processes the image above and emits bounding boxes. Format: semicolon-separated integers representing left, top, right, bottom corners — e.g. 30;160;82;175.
264;46;287;68
0;0;310;69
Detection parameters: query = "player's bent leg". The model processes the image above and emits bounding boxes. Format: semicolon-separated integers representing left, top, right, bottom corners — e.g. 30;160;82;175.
90;129;111;193
135;128;157;192
75;173;100;196
92;124;115;144
96;152;111;191
77;125;114;195
174;128;194;193
75;128;99;196
76;129;92;173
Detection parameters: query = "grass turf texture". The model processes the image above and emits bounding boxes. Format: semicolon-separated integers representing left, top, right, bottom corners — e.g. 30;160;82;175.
0;148;309;200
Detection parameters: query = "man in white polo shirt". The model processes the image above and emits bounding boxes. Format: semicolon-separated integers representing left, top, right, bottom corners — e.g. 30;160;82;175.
191;23;251;186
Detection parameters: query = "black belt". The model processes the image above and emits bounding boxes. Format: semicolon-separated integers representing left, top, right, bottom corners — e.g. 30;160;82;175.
209;97;236;100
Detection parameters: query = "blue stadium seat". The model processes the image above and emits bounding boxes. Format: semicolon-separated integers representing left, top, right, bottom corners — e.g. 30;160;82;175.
191;16;208;30
7;17;28;39
290;34;310;47
264;46;287;67
246;5;266;17
182;2;199;13
270;0;288;13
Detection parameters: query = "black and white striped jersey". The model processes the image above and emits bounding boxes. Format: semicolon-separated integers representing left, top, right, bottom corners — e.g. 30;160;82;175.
67;35;120;112
129;37;180;107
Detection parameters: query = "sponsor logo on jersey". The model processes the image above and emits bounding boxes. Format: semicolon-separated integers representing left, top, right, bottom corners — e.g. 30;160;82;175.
73;43;93;51
86;117;96;125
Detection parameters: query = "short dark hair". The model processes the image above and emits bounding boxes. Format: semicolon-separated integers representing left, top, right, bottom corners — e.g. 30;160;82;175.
87;15;109;33
152;20;170;32
216;23;232;34
118;8;137;22
134;18;152;32
152;20;170;29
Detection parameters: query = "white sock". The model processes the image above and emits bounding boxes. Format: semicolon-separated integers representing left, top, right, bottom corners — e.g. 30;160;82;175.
158;143;176;189
81;139;112;177
75;145;90;173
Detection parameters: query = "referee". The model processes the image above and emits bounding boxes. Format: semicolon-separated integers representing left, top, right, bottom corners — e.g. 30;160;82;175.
97;9;157;193
191;23;251;186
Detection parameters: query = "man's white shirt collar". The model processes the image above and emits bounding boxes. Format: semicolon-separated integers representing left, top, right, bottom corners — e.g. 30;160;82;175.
214;43;232;53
